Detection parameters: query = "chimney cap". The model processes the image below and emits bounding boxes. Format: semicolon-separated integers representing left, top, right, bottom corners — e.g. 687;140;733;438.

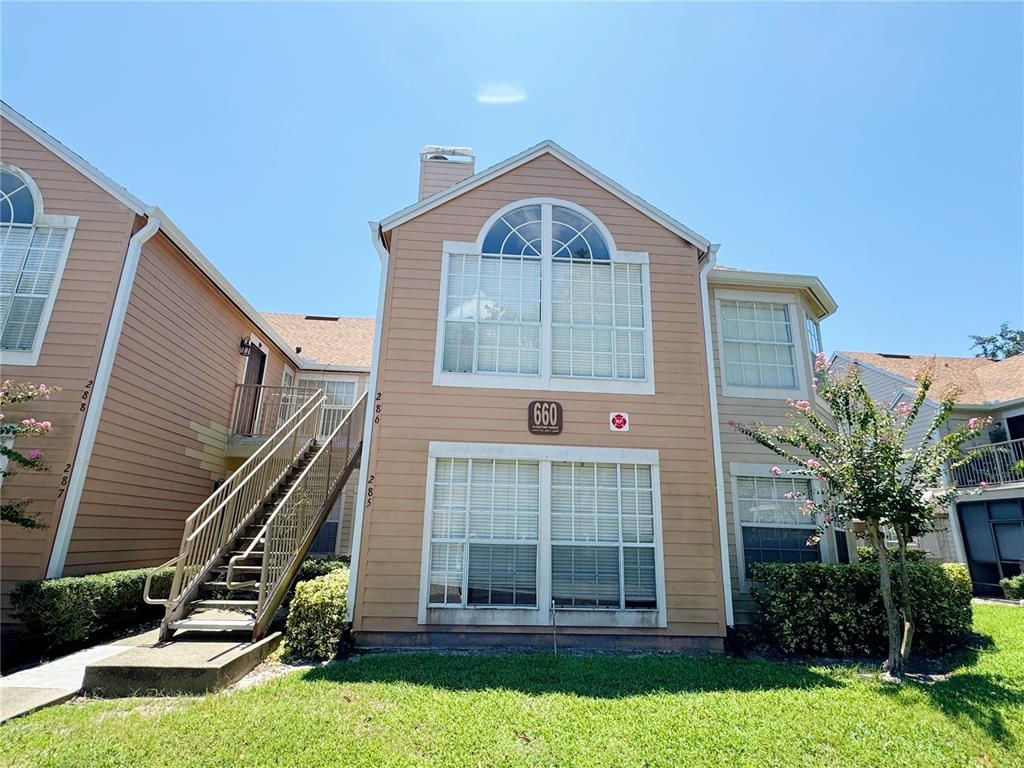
421;145;474;162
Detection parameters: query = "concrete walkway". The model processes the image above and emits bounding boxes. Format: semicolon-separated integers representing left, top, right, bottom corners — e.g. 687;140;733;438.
1;643;132;722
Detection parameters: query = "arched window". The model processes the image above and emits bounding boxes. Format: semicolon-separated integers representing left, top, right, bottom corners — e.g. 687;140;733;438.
439;200;651;388
1;170;36;225
1;164;72;358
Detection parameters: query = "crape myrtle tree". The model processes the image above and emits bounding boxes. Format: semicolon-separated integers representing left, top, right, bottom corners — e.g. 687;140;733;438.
1;380;59;528
730;354;988;680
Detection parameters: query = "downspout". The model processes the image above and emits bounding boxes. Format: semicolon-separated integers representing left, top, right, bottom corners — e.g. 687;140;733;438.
46;211;162;578
345;221;390;621
699;245;735;627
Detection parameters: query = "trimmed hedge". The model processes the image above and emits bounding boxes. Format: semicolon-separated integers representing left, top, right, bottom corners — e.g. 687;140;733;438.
751;561;973;656
10;567;173;654
855;546;929;564
285;568;349;660
295;555;349;585
1001;574;1024;600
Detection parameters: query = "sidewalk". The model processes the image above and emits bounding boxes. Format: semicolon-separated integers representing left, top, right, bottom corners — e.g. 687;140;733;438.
1;642;133;722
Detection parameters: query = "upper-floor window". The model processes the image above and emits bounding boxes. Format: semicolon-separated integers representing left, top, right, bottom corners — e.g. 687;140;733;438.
719;298;798;389
436;200;653;394
806;316;823;360
1;165;76;364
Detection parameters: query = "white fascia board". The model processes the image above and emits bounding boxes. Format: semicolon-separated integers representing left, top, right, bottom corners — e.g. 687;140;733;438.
377;139;711;252
150;208;304;368
295;364;372;374
1;101;148;215
709;267;838;319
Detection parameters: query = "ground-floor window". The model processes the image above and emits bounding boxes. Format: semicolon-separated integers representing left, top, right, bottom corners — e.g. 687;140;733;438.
736;474;820;578
421;443;664;627
727;463;855;587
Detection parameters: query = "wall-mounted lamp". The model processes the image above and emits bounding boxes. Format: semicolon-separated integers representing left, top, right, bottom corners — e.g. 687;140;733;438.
240;337;252;357
295;346;302;355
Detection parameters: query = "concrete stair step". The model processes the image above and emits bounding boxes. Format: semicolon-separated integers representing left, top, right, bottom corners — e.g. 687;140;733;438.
167;617;256;631
189;598;258;608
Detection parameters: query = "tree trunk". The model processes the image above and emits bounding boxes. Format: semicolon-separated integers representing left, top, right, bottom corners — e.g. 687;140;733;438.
896;526;915;669
869;522;903;679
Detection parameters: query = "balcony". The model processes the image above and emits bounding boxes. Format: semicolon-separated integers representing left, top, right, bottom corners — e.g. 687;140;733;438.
952;437;1024;489
228;384;355;458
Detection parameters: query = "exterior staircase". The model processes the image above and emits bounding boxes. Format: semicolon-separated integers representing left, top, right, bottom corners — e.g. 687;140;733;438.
145;389;366;641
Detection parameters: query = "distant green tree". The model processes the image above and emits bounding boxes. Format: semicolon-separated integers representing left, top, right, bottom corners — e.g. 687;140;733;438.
969;322;1024;360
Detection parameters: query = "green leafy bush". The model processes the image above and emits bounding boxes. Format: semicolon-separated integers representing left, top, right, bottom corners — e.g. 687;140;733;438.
855;546;929;564
751;561;972;656
10;567;173;654
285;568;349;660
295;555;349;585
1001;573;1024;600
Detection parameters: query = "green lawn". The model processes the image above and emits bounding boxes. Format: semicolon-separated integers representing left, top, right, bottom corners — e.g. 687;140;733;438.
2;604;1022;768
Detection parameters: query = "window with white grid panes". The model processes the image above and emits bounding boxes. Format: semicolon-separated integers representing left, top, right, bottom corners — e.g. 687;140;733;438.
736;475;820;577
428;458;540;607
440;202;648;384
550;462;656;609
1;167;70;352
719;299;798;389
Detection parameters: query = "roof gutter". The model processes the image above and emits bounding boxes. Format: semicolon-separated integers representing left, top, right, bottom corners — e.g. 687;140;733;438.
699;244;735;628
46;211;162;577
346;221;390;623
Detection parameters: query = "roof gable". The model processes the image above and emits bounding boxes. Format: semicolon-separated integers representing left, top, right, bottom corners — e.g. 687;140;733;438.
377;140;712;252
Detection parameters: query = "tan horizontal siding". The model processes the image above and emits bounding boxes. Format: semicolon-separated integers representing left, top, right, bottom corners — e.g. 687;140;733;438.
354;153;725;641
0;117;136;628
707;284;823;623
65;230;292;574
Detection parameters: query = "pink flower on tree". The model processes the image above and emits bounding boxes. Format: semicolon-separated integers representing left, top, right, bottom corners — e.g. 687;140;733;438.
806;458;821;470
783;491;803;500
28;449;42;459
814;352;831;374
801;500;816;513
771;466;782;476
895;402;912;418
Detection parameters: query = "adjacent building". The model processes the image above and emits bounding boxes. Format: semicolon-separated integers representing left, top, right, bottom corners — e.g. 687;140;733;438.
0;102;371;638
833;351;1024;594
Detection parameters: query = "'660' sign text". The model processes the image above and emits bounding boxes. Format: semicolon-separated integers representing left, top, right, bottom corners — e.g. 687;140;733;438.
528;400;563;435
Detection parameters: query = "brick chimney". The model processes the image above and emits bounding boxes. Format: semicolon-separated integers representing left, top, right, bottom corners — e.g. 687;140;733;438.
419;145;475;200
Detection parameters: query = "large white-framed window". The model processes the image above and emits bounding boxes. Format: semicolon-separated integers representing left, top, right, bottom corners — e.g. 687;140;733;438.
419;442;666;628
730;463;848;590
714;289;808;400
433;199;655;395
1;163;78;366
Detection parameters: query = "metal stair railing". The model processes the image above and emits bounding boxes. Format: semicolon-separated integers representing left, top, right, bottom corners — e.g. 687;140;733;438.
144;390;327;634
227;391;367;639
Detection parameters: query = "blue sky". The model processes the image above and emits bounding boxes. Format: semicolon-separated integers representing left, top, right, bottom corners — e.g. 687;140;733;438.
3;2;1021;356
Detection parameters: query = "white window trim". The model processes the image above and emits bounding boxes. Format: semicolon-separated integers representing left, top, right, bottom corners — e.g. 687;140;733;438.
431;198;656;396
1;161;79;366
418;441;667;629
729;462;836;591
714;288;809;401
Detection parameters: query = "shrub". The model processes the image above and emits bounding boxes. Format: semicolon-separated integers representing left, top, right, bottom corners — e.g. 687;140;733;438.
751;561;972;656
285;568;349;660
295;555;349;585
1001;573;1024;600
855;546;929;564
10;567;173;654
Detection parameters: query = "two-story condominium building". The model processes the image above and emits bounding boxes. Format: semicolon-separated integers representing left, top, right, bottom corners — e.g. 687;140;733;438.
348;143;840;650
833;351;1024;595
0;102;371;642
